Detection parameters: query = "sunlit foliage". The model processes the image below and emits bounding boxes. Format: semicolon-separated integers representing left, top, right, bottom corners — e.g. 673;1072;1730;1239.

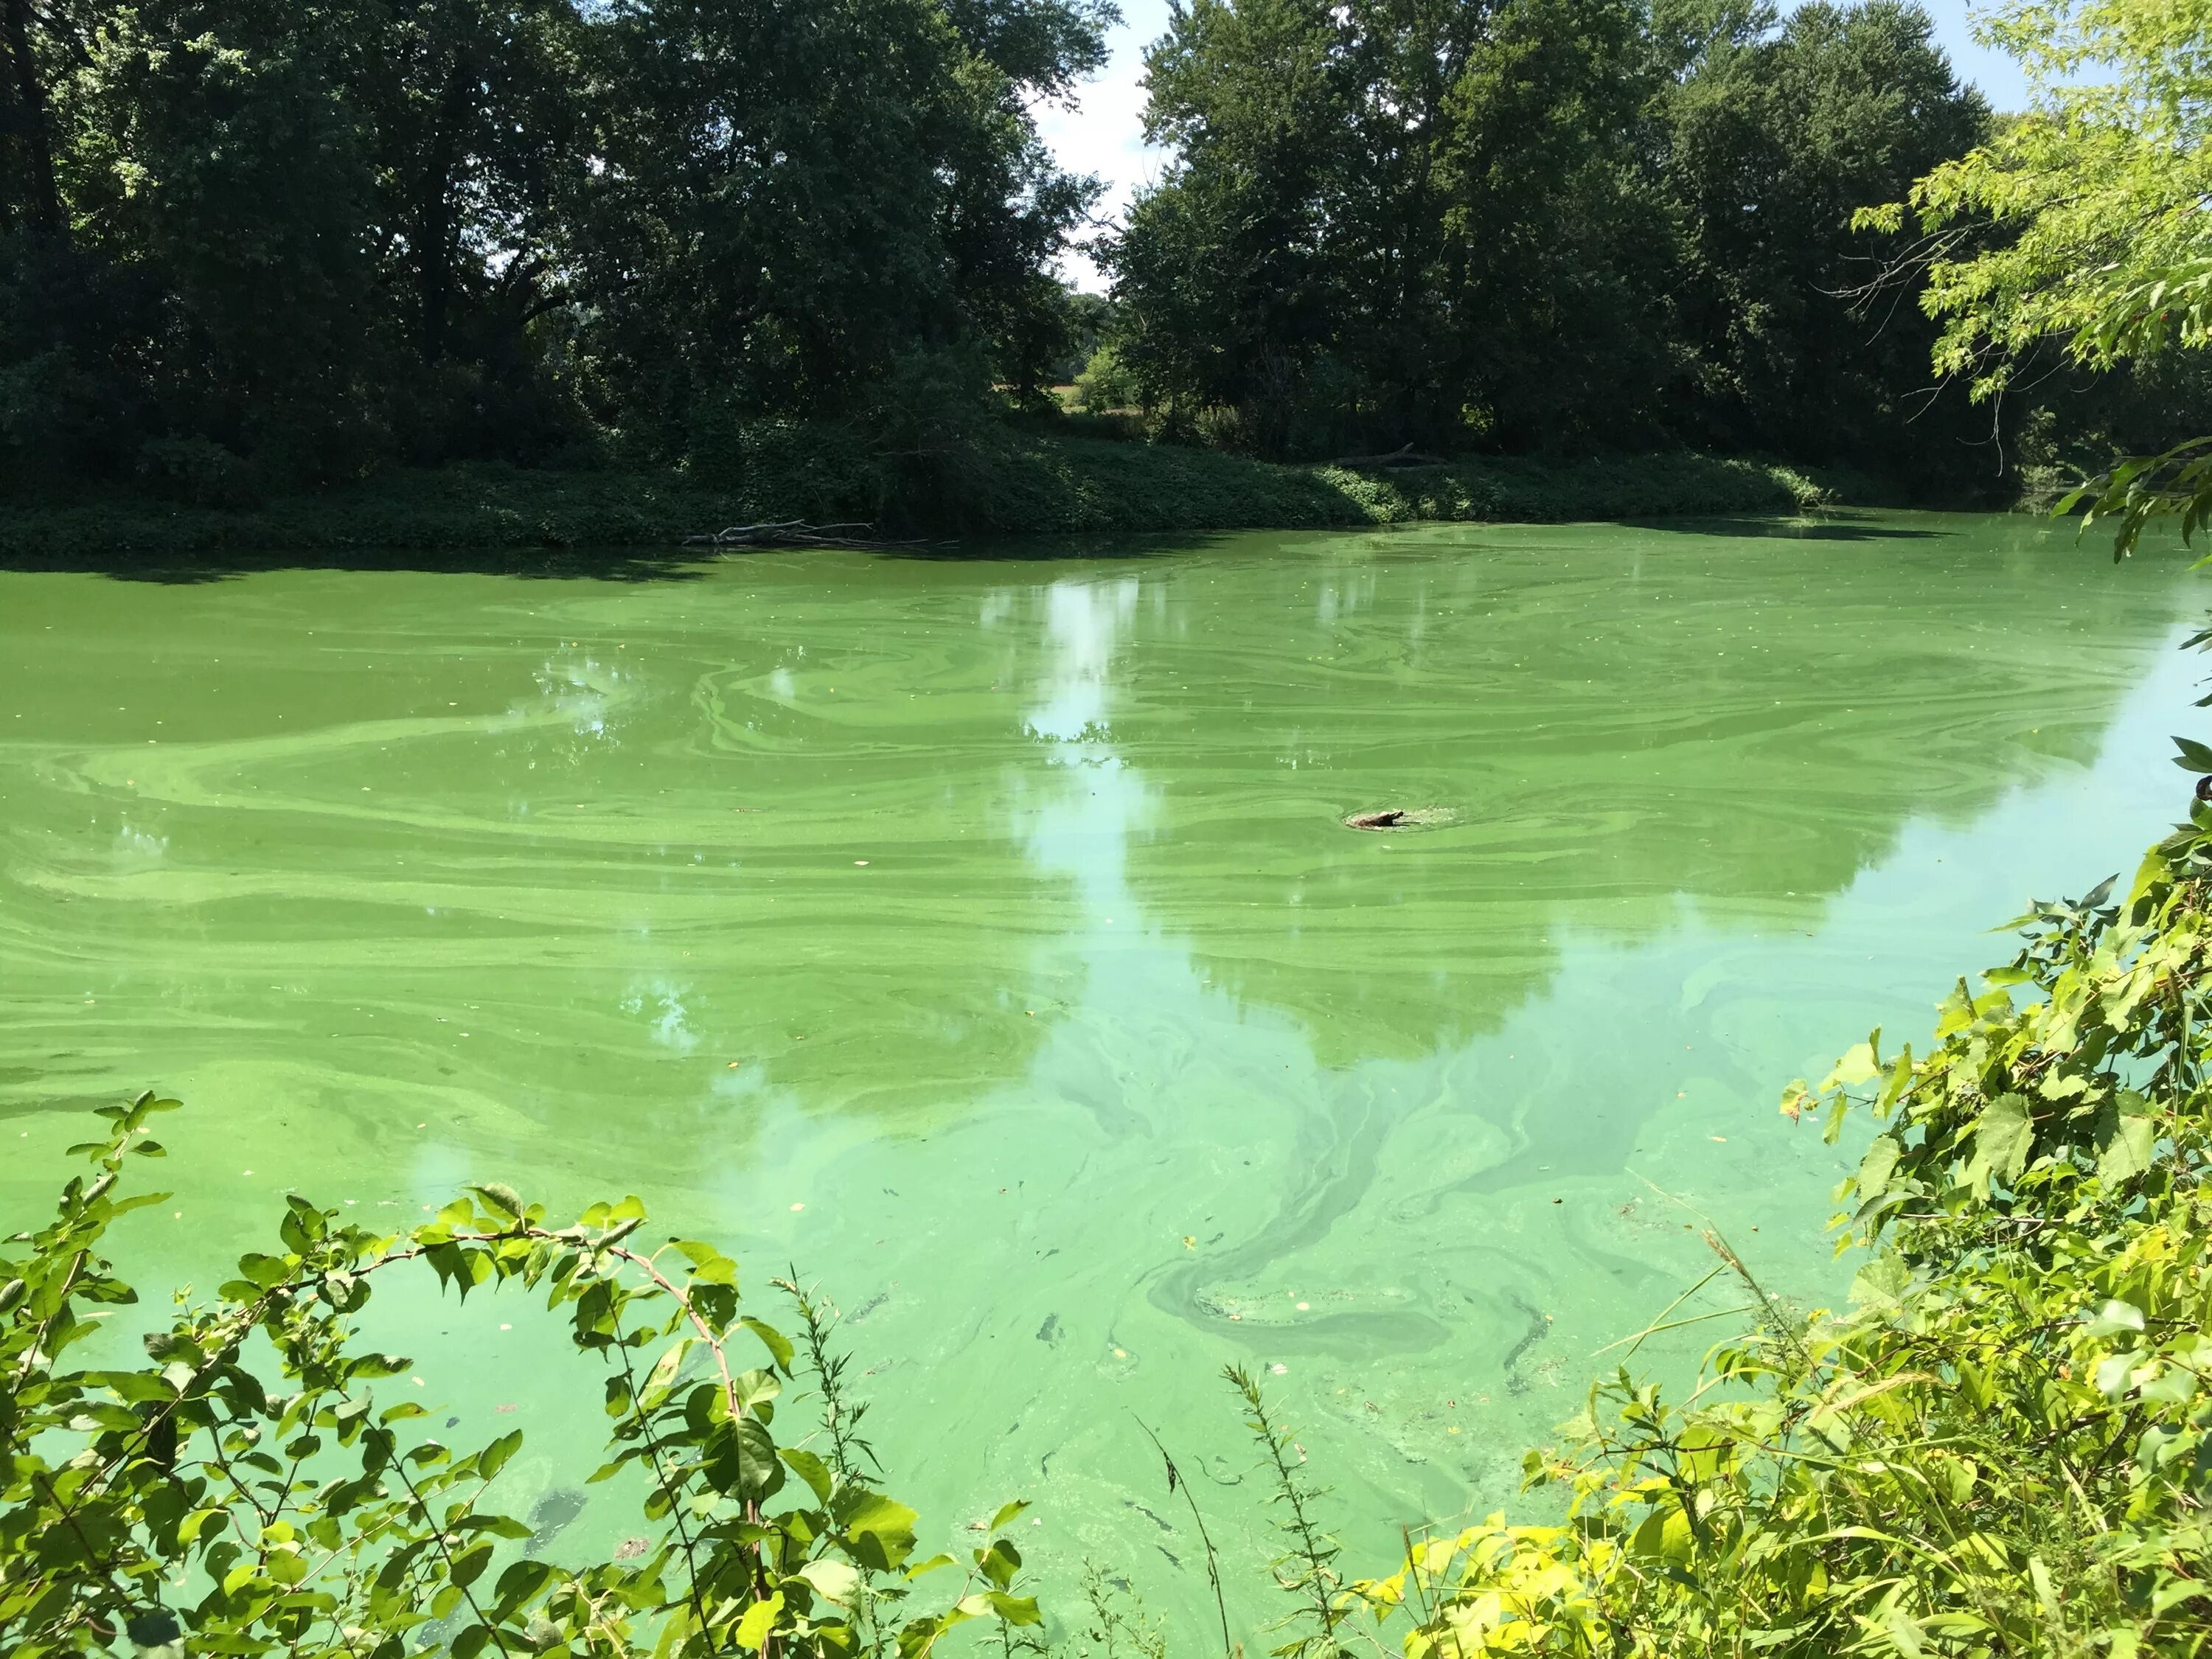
1341;771;2212;1655
0;1102;1038;1658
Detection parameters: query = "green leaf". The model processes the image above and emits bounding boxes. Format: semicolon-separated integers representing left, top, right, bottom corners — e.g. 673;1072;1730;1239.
178;1507;229;1544
797;1558;861;1605
1823;1037;1879;1089
742;1315;796;1372
490;1559;561;1617
837;1489;920;1572
1855;1135;1901;1200
2096;1095;2159;1185
780;1446;835;1506
710;1417;785;1502
978;1538;1020;1589
2094;1353;2143;1398
1822;1091;1848;1147
673;1239;738;1286
639;1339;692;1408
733;1591;785;1652
450;1541;494;1590
2087;1299;2146;1338
732;1367;781;1412
1969;1093;2034;1186
2172;735;2212;773
470;1183;525;1220
236;1253;291;1290
479;1429;523;1481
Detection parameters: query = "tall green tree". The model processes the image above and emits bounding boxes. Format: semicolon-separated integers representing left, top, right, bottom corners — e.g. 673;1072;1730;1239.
1428;0;1669;451
0;0;1113;489
1660;1;1989;479
1105;0;2007;478
0;0;67;234
1866;0;2212;545
574;0;1109;450
352;1;588;372
63;0;385;476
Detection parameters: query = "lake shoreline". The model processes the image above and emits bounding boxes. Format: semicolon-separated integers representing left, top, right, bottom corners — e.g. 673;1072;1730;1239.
0;438;1916;564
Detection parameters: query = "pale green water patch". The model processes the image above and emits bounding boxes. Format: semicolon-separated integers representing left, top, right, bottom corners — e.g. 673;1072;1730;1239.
0;511;2201;1635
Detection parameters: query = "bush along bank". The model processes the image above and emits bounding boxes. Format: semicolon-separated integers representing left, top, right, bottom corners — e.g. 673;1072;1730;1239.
0;436;1834;564
1354;771;2212;1657
13;771;2202;1659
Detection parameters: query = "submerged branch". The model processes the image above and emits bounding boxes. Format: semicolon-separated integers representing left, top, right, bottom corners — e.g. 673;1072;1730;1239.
683;521;933;552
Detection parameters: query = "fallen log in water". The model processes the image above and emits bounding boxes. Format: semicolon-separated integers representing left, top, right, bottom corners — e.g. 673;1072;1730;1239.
682;521;931;552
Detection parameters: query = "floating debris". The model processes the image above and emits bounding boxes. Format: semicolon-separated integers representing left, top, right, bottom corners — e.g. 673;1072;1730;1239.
847;1291;889;1324
1341;806;1456;832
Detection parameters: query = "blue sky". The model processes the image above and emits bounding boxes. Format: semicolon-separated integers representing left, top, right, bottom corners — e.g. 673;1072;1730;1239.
1038;1;2026;288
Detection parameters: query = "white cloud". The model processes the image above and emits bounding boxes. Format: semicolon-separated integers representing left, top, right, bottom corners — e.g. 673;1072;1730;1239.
1035;0;1172;291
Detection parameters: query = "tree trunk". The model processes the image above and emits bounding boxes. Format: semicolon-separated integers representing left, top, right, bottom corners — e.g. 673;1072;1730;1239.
416;59;473;361
1;0;64;235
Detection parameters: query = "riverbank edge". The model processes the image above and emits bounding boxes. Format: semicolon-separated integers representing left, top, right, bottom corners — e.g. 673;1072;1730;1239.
0;438;1851;561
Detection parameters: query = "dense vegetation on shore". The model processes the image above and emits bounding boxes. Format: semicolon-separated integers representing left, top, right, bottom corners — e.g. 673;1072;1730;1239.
0;445;1832;563
1;0;2199;538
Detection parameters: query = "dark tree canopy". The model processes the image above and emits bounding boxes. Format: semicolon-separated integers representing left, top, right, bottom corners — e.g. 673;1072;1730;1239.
0;0;1114;493
1101;0;2188;492
1;0;2199;505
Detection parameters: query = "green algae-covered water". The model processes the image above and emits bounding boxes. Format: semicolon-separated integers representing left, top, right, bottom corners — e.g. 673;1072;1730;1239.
1;512;2203;1630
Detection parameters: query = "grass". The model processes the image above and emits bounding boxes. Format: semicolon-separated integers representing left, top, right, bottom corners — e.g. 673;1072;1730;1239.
0;433;1839;564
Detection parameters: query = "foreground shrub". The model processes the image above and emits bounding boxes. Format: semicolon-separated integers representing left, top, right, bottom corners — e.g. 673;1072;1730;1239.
0;1105;1035;1658
1350;775;2212;1657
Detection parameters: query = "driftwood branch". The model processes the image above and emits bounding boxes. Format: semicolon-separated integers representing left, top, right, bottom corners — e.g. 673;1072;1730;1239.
682;521;931;552
1327;442;1450;470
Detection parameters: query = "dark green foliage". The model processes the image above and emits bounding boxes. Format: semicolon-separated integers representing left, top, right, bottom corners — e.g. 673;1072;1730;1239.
0;0;1110;497
1658;4;1994;478
4;0;2199;521
1102;0;2190;495
0;444;1829;563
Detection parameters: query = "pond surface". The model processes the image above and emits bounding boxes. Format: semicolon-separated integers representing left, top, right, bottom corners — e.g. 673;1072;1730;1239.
0;512;2202;1630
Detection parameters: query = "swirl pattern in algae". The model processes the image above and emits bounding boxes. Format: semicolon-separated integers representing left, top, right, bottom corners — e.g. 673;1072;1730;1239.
0;511;2201;1630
